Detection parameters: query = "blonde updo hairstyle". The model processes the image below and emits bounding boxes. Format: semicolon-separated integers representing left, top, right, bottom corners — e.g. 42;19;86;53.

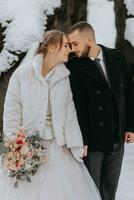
37;30;68;57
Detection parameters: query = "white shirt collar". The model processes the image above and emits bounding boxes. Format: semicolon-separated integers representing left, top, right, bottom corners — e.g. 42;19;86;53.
90;46;103;61
97;47;103;61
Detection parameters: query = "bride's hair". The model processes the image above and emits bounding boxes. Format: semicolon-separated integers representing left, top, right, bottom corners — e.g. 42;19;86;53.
37;30;67;57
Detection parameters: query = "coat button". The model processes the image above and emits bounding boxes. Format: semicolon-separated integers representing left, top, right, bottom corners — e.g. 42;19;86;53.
99;106;103;111
99;121;104;126
97;90;101;95
122;99;125;103
114;125;118;129
121;83;124;88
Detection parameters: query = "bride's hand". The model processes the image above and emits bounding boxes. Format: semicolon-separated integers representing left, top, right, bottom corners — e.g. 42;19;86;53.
80;145;88;158
71;147;84;162
83;145;88;157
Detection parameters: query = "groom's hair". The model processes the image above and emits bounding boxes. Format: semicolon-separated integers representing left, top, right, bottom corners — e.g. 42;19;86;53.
68;21;95;38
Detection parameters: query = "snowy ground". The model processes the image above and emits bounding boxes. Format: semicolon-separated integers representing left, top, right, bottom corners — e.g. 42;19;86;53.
116;144;134;200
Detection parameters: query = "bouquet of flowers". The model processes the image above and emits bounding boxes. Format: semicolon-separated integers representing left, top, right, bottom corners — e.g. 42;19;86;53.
0;128;46;188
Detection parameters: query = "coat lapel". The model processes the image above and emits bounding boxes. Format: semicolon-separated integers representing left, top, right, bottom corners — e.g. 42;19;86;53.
78;57;109;86
49;63;70;88
77;46;122;94
32;53;70;87
101;46;120;82
101;45;121;98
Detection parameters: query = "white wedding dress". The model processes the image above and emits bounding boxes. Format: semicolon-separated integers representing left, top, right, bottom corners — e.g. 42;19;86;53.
0;139;101;200
0;68;101;200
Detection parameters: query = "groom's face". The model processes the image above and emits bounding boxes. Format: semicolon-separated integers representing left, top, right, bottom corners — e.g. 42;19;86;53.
68;30;91;57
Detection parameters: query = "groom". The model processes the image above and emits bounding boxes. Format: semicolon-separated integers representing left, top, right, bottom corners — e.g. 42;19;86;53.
67;21;134;200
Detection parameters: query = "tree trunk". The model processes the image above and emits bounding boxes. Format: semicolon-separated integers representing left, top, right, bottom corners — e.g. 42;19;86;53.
0;0;88;132
47;0;87;32
114;0;134;69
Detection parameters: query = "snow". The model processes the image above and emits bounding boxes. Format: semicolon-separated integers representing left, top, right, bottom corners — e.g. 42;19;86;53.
1;0;133;74
125;18;134;46
124;0;134;15
116;144;134;200
87;0;116;48
0;0;61;74
124;0;134;46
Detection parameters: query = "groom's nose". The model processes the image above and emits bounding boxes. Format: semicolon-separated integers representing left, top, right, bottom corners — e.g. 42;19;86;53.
70;45;76;53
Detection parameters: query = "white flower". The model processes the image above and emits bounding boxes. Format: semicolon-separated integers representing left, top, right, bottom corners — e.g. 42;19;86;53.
20;144;29;155
25;163;32;170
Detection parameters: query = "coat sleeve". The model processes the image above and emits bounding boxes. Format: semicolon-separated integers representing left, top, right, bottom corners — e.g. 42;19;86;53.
121;54;134;132
3;68;22;136
64;79;83;148
66;59;89;145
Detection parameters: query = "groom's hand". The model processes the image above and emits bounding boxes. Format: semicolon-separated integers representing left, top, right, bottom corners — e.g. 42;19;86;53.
125;132;134;143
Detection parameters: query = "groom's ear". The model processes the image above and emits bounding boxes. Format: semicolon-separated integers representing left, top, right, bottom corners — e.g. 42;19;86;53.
86;37;92;46
87;39;90;45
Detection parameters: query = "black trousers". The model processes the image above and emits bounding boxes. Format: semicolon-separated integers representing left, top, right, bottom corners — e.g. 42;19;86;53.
84;143;124;200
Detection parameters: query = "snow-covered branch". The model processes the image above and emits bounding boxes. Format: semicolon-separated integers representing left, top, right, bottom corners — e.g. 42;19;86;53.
0;0;61;74
124;0;134;46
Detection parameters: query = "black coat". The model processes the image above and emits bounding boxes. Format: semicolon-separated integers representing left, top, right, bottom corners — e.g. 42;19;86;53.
66;45;134;151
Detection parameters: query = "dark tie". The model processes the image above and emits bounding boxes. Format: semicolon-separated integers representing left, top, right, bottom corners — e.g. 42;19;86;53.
94;58;111;87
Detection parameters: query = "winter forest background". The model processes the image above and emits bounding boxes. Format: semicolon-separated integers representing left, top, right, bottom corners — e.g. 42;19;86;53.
0;0;134;199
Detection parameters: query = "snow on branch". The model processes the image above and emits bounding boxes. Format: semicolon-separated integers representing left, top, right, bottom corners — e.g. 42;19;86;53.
124;0;134;46
124;0;134;16
0;0;61;74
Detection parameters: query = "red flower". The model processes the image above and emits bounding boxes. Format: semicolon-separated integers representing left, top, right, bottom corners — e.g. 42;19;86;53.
16;138;25;145
15;146;21;152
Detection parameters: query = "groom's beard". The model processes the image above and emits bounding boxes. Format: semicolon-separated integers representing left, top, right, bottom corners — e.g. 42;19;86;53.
80;45;90;57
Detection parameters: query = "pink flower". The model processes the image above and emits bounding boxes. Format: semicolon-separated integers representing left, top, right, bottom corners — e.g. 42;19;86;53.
26;151;33;158
18;157;25;166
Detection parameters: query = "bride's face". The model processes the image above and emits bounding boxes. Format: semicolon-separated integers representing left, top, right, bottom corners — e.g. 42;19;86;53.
51;36;71;63
57;36;71;62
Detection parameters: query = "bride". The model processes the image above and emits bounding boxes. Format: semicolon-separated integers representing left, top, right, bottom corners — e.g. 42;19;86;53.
0;30;101;200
